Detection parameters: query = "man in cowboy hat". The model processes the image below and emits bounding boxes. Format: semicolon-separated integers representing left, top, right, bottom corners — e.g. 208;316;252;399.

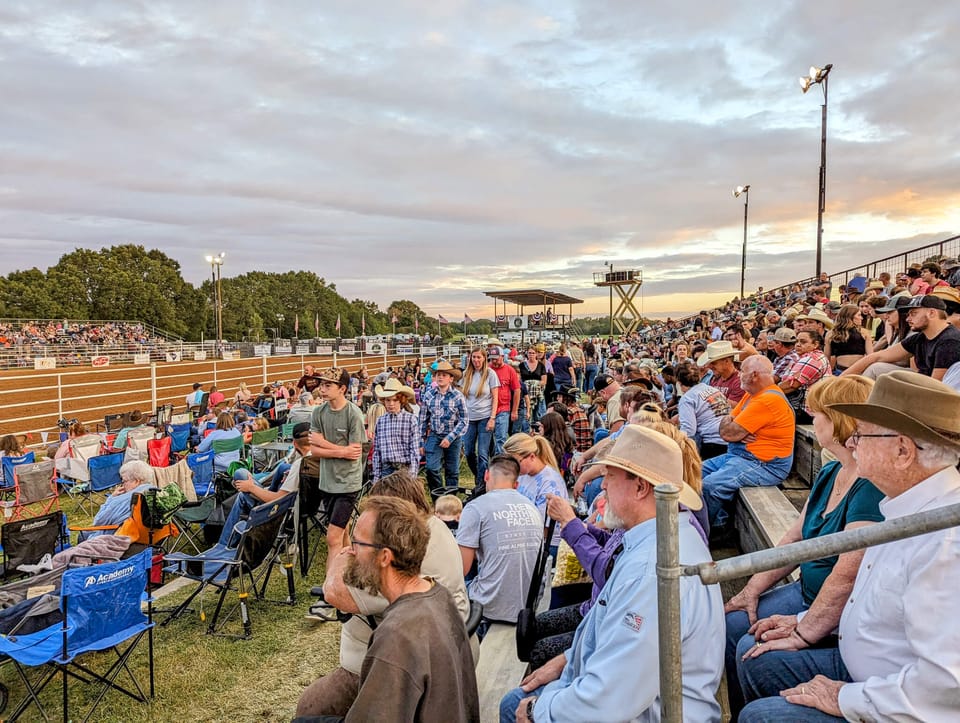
113;408;146;450
371;379;419;481
804;307;835;337
702;355;795;534
842;295;960;381
740;371;960;722
501;425;724;723
700;340;745;404
420;361;468;495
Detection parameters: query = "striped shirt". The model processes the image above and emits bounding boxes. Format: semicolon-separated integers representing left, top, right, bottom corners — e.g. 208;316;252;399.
420;385;469;443
773;350;800;381
784;350;831;389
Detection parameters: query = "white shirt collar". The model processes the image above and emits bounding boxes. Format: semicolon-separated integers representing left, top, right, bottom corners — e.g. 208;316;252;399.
879;465;960;519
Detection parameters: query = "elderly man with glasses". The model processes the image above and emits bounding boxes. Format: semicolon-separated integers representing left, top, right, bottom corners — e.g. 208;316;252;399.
740;371;960;722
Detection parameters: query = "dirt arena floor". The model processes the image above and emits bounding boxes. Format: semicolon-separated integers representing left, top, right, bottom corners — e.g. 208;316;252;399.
0;354;408;441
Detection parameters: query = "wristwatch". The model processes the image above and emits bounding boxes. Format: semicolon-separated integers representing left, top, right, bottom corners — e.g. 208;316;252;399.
526;696;538;721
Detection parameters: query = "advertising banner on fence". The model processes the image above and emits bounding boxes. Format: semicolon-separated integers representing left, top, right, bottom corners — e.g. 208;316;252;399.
253;345;271;357
338;343;356;355
133;353;150;365
220;350;240;360
165;352;181;362
444;345;460;357
275;344;292;355
315;345;334;355
396;345;414;355
421;346;437;358
91;355;110;367
367;342;385;355
34;357;56;370
193;351;207;361
296;342;311;354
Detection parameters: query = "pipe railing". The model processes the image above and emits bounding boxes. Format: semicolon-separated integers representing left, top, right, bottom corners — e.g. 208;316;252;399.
655;487;960;723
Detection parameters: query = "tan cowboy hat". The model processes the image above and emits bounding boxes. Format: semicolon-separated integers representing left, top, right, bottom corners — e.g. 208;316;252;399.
867;279;885;291
805;307;834;329
829;370;960;451
602;425;703;510
697;340;740;367
375;378;415;400
432;360;462;381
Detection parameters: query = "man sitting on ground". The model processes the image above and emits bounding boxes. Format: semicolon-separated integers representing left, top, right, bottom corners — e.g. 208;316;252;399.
842;295;960;381
701;355;795;535
297;471;472;719
739;372;960;722
499;425;724;722
298;495;479;722
457;455;543;637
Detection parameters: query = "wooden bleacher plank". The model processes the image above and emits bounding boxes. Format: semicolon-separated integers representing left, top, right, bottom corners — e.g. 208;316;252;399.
792;424;821;487
736;486;800;582
476;623;526;723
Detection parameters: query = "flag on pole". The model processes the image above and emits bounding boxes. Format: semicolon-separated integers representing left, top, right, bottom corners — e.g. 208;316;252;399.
294;314;299;335
463;313;474;324
315;312;320;335
391;312;398;324
414;317;419;331
361;313;366;334
335;313;341;334
438;315;450;325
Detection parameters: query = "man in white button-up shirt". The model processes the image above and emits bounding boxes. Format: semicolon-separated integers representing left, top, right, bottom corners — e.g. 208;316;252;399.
740;370;960;722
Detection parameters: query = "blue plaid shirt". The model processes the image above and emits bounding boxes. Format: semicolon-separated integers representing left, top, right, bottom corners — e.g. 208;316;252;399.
420;385;468;444
372;410;421;480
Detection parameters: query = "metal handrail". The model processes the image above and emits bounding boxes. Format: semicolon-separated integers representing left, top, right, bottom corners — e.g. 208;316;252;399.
654;485;960;723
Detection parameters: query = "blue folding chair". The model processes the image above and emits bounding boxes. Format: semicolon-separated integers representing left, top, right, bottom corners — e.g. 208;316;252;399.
186;451;215;497
1;452;35;498
0;549;155;722
68;451;123;516
162;492;297;639
167;422;192;453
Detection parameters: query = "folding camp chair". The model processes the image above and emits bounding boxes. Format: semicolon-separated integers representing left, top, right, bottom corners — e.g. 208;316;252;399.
1;453;35;499
152;403;174;428
169;497;217;556
211;436;244;475
186;451;215;497
0;549;155;722
63;452;123;516
56;433;103;487
0;510;64;579
169;412;191;426
162;492;297;639
188;392;210;419
248;426;280;472
147;436;172;467
103;412;126;433
123;427;156;464
6;459;61;522
280;422;295;441
167;422;192;454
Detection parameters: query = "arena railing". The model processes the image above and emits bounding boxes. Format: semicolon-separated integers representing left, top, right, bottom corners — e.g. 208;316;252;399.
652;484;960;722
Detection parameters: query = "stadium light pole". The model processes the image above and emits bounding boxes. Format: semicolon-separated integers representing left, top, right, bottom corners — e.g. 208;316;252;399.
276;313;285;339
205;253;225;353
733;185;750;299
799;63;832;278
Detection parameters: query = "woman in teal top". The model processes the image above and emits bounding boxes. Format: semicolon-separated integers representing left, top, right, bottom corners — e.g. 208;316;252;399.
723;375;884;718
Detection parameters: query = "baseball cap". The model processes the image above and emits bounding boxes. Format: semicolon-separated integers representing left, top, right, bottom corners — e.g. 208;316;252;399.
876;295;914;313
906;295;947;311
233;468;251;482
318;367;351;387
773;328;797;343
594;373;615;392
292;422;311;440
486;347;502;358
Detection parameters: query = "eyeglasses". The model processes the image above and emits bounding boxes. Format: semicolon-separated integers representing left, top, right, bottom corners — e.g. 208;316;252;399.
349;534;385;551
849;432;899;445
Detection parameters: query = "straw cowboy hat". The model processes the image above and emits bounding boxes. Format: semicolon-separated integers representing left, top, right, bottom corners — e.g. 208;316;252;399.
829;370;960;451
602;425;703;510
697;340;740;368
432;360;462;381
805;307;835;330
374;378;415;400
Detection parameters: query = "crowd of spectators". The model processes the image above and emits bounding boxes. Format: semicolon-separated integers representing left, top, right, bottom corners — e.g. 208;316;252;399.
0;320;160;347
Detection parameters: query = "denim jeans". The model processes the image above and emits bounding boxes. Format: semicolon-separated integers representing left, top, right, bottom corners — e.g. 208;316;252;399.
739;697;846;722
499;683;547;723
463;419;493;484
493;411;511;454
701;442;793;528
582;364;598;392
726;581;806;718
217;491;259;546
424;434;462;493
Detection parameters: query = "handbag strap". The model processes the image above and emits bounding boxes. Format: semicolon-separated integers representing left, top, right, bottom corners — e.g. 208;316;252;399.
524;518;557;610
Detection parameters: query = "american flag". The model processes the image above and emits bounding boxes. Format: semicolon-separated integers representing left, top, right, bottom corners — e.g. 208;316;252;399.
361;313;366;334
315;312;320;334
335;313;341;333
414;317;419;331
294;314;299;335
438;315;450;325
391;312;398;324
464;313;474;324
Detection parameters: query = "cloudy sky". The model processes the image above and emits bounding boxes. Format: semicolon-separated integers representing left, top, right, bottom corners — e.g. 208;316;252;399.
2;1;959;319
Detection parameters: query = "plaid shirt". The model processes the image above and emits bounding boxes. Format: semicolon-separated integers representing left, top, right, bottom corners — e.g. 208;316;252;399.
784;350;831;389
372;410;420;480
569;407;593;452
773;350;800;381
420;385;468;443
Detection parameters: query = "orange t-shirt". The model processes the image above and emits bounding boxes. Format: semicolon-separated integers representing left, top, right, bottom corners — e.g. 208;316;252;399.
730;384;795;462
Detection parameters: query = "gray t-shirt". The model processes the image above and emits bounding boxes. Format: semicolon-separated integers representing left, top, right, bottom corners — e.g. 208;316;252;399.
310;401;366;493
461;370;500;421
456;488;542;622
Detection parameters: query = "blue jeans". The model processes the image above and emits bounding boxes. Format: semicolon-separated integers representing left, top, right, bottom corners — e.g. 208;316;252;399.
217;491;259;547
701;443;793;528
493;411;511;454
499;683;547;723
740;698;845;722
463;419;493;484
424;434;462;493
726;581;806;718
582;364;598;392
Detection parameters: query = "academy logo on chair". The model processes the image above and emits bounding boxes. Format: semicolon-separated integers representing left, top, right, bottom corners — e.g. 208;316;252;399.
84;564;137;588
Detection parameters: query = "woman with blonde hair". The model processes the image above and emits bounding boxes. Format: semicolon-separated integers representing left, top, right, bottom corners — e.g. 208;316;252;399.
459;346;500;487
725;375;884;718
502;433;566;549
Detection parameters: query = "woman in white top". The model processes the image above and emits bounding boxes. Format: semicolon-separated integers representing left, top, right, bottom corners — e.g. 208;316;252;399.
459;346;500;489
